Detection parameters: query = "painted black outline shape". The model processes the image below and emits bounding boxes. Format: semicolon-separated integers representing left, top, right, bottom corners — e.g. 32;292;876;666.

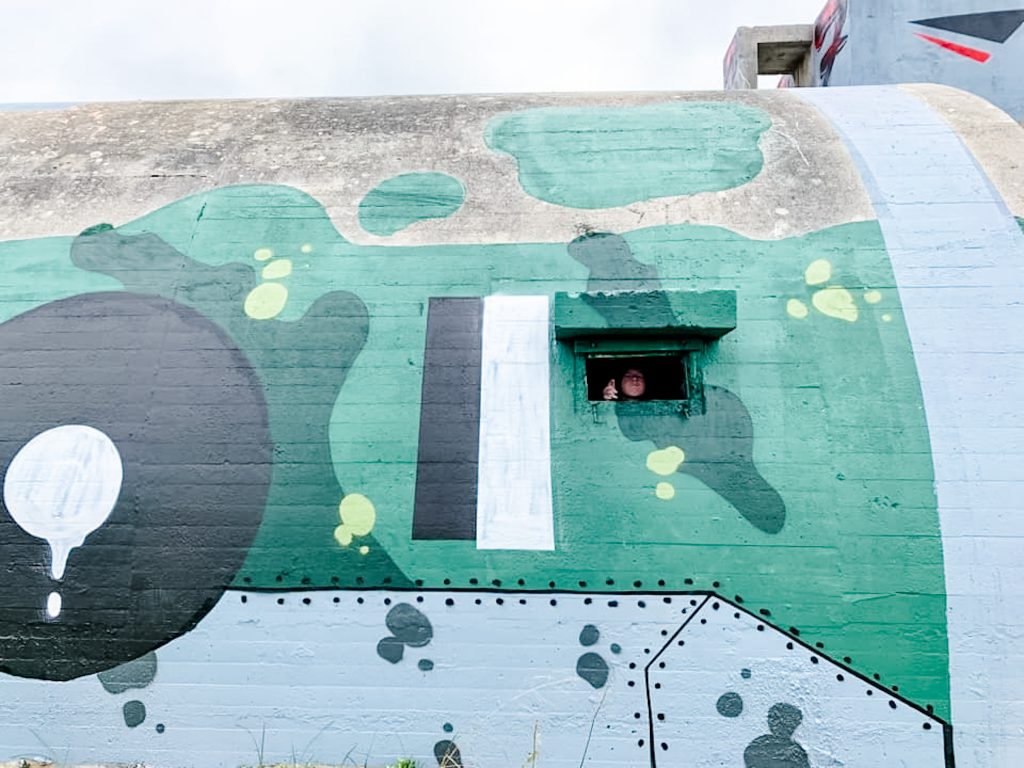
643;593;953;768
911;10;1024;44
232;585;954;768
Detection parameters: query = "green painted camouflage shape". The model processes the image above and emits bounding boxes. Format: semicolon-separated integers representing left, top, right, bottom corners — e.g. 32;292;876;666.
485;103;771;208
0;181;948;715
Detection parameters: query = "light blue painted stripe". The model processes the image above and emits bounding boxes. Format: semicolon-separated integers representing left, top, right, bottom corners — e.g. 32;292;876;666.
799;85;1024;768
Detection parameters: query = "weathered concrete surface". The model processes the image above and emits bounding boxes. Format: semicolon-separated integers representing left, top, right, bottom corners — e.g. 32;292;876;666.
723;25;814;88
0;91;871;244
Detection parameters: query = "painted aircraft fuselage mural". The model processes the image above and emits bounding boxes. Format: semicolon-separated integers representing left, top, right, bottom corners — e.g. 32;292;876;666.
0;85;1021;767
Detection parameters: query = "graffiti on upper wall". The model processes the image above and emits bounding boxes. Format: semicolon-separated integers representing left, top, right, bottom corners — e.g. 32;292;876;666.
0;101;964;766
911;9;1024;63
814;0;849;86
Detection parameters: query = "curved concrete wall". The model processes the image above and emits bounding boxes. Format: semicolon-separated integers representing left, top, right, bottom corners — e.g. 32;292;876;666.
0;85;1020;767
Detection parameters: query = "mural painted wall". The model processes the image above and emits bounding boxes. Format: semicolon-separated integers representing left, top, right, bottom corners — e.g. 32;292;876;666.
0;86;1021;767
811;0;1024;119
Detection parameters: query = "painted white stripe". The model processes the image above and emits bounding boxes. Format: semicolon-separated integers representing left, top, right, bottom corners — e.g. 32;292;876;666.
800;85;1024;767
476;295;554;550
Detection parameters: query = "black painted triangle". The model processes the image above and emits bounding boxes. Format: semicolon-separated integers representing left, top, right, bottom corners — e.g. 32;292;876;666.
911;9;1024;44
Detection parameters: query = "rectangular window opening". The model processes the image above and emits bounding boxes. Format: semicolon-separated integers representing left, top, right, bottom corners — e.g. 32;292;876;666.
584;353;690;403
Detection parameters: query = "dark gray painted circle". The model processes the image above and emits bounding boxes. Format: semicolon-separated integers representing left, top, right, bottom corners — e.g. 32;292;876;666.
0;292;271;680
716;692;744;718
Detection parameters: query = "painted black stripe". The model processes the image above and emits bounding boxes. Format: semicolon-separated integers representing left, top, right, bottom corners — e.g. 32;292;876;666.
911;10;1024;44
412;297;483;540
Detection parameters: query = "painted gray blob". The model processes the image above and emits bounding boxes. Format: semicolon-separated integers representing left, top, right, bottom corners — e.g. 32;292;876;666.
434;739;464;767
386;603;433;647
98;652;157;694
377;637;405;664
418;659;435;672
123;700;146;729
579;624;600;647
576;652;609;689
743;703;809;768
716;692;744;718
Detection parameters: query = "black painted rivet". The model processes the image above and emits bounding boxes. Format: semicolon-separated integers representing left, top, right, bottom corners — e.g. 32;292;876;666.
332;597;339;604
657;713;665;721
277;598;284;605
810;656;818;664
712;602;720;610
445;598;454;606
302;597;311;605
923;723;932;730
757;625;764;632
889;701;897;710
836;674;844;681
443;578;451;585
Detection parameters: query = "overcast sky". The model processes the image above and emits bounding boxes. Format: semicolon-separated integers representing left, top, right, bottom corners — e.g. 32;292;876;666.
1;1;825;103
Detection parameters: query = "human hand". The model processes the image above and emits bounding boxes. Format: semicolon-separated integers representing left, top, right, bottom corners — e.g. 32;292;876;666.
603;379;618;400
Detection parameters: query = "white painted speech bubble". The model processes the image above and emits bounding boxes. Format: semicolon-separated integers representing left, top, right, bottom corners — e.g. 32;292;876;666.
3;425;123;581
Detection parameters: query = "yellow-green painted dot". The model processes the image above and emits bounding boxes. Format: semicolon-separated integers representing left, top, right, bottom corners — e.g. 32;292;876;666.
646;446;685;476
812;286;858;322
339;493;376;536
301;243;313;254
882;313;893;322
261;259;293;280
254;248;273;261
333;525;353;547
655;482;675;500
804;259;832;286
359;545;370;555
244;282;288;320
864;290;882;304
786;298;809;319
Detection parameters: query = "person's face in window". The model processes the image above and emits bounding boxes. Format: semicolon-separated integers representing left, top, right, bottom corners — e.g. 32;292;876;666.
620;368;646;399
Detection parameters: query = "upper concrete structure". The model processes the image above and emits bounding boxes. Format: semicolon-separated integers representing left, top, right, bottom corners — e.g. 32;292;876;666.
725;0;1024;120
